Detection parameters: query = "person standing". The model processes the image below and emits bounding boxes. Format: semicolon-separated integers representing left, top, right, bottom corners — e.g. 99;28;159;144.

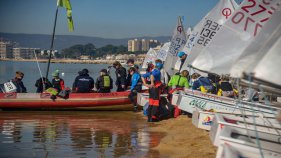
177;51;187;72
126;59;139;89
112;61;127;92
167;70;189;117
51;70;65;92
142;60;163;122
11;71;27;93
128;67;142;112
72;69;94;93
95;69;113;93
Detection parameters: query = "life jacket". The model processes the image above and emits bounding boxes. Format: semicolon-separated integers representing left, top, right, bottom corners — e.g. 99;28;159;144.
103;76;111;88
52;78;64;92
217;82;236;97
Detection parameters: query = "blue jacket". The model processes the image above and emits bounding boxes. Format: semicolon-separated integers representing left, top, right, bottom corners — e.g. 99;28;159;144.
131;73;142;91
192;77;213;90
142;69;161;82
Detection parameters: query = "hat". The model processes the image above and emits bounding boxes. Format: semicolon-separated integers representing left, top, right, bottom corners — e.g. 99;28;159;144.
177;51;186;58
100;69;107;73
52;70;59;77
127;59;134;64
16;71;24;77
133;65;139;69
81;68;89;74
155;62;163;69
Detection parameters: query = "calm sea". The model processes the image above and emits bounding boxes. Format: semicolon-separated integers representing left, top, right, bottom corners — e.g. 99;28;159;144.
0;111;164;158
0;61;119;92
0;61;163;157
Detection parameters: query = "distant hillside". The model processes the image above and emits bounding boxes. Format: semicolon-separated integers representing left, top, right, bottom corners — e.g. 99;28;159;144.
0;32;170;51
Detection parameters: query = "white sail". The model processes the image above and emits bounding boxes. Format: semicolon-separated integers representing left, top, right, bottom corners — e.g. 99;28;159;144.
155;42;171;62
174;27;193;70
163;16;186;75
230;10;281;87
141;48;157;69
181;0;239;71
191;0;281;75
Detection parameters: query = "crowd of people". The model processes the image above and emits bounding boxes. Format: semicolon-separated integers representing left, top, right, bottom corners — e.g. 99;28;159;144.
1;52;243;122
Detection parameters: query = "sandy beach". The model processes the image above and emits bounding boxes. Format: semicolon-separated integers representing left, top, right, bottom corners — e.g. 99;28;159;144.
147;115;217;158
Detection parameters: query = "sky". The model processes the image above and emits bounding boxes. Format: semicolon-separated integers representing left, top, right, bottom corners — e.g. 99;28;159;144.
0;0;240;39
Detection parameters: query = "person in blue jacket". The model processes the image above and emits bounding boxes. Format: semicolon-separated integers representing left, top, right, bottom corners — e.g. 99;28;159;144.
192;73;214;93
128;67;142;112
72;69;95;93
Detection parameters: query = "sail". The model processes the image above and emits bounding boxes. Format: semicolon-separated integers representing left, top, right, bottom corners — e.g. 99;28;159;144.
191;0;281;75
181;0;239;71
155;42;171;62
174;27;192;70
230;10;281;84
142;48;157;69
163;16;187;75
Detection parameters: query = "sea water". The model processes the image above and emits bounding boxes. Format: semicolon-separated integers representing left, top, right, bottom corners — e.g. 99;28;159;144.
0;111;164;157
0;61;118;92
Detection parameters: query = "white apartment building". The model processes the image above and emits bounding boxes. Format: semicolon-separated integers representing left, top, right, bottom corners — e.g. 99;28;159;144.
128;39;160;52
0;41;13;59
13;48;41;59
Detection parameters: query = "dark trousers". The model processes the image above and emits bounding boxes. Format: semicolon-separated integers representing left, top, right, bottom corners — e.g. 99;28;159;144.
98;88;110;93
128;91;138;109
116;85;125;92
148;86;161;122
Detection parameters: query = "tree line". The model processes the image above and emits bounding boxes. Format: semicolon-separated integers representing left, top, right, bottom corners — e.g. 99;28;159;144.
58;43;146;59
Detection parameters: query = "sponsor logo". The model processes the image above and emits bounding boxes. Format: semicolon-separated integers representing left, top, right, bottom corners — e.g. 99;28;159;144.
202;116;212;125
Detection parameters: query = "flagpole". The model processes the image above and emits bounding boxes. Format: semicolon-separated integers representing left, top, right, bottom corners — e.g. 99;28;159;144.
45;6;59;81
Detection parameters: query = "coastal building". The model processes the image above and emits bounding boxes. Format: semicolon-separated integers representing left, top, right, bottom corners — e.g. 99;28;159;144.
141;39;149;51
105;55;116;60
149;40;160;48
128;38;161;52
13;48;41;59
132;39;141;52
128;40;133;52
0;41;14;59
80;55;90;60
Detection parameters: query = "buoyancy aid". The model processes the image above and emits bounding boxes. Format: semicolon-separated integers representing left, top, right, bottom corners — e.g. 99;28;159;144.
52;78;64;92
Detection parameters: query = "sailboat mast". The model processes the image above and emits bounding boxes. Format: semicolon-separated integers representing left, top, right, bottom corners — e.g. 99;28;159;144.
46;6;59;81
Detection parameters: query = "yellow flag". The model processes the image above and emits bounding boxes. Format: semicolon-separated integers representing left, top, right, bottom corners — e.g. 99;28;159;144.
57;0;74;32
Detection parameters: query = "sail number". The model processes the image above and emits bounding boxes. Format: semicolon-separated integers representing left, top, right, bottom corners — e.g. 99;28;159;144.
189;99;207;109
231;0;280;36
170;38;186;56
197;19;221;46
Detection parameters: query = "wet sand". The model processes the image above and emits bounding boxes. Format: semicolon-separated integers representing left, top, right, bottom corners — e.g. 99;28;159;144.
147;115;217;158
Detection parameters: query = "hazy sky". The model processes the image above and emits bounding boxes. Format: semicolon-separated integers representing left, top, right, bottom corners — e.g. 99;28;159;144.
0;0;241;39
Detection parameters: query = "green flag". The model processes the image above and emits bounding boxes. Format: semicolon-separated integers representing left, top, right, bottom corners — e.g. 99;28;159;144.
57;0;74;32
